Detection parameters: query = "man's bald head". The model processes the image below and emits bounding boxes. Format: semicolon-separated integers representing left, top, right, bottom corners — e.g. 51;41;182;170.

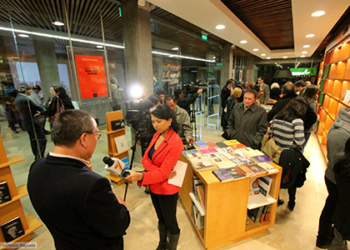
282;82;295;96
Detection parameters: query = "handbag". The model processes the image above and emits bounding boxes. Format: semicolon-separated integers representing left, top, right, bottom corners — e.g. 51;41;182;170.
49;97;65;123
261;122;282;163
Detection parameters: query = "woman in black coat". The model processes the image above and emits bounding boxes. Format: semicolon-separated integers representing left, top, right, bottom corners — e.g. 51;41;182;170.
47;86;74;127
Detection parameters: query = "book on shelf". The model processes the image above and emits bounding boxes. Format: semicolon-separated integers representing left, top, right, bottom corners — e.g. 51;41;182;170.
183;150;203;159
114;135;129;153
231;155;254;166
205;153;223;159
251;155;273;163
218;147;233;154
248;206;264;223
229;143;248;150
258;162;279;174
212;167;245;182
206;142;220;149
192;160;217;172
342;90;350;104
193;176;202;198
199;148;218;154
1;217;25;242
247;164;267;175
192;203;204;230
0;181;11;205
249;178;259;195
196;185;205;209
223;140;241;146
189;192;205;216
194;141;209;150
212;157;236;169
243;149;264;158
258;176;273;197
216;142;228;148
236;165;255;177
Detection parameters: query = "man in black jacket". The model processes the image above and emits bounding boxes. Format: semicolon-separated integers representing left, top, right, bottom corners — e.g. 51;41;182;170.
174;88;203;114
28;110;130;250
221;80;234;130
267;82;317;131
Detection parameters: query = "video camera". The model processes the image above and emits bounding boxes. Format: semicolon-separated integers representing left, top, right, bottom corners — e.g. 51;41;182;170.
125;99;153;135
182;83;207;95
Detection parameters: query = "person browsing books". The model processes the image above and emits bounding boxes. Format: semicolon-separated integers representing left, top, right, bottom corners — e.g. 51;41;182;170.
27;110;130;250
125;104;183;250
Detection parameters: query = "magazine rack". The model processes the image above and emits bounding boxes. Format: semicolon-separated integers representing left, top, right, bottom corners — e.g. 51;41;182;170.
179;153;282;250
101;110;130;185
0;135;43;248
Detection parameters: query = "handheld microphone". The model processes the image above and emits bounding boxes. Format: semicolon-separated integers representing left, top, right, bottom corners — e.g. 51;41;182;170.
103;156;130;177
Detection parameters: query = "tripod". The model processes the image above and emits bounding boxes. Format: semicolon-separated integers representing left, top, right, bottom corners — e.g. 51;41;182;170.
189;102;198;142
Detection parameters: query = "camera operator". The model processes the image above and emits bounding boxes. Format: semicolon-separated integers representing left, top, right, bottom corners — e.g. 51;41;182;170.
174;88;203;115
154;89;165;104
165;95;194;150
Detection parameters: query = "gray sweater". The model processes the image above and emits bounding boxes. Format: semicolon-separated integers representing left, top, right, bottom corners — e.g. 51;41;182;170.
325;108;350;184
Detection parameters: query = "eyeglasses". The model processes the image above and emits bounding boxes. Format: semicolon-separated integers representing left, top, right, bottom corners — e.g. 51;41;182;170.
81;131;101;140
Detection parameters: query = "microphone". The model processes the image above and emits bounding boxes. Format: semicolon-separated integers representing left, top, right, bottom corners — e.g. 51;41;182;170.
103;156;130;177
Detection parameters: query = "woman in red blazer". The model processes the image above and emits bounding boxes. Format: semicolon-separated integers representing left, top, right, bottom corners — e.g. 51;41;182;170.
126;104;183;250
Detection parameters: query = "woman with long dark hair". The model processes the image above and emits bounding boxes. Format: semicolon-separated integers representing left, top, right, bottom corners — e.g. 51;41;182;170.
271;97;308;210
303;85;318;146
54;86;74;110
125;104;183;250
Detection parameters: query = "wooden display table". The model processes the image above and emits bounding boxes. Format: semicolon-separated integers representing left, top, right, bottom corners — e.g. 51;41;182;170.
179;154;282;250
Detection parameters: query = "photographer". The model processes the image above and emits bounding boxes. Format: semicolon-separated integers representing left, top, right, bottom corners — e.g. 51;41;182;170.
174;88;203;114
165;95;194;150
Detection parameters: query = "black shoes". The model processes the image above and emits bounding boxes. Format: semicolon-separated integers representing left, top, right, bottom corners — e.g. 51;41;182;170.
144;187;150;194
44;130;51;135
316;239;332;249
288;201;295;211
278;199;284;206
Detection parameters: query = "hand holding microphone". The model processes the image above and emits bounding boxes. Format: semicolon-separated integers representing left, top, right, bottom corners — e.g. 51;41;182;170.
124;170;143;184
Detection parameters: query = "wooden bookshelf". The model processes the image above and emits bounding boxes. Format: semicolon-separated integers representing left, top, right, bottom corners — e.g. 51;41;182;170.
179;154;282;250
0;136;43;246
317;34;350;159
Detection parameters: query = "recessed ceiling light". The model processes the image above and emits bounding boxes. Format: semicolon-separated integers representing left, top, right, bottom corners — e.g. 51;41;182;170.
283;56;288;59
302;51;307;54
216;25;225;30
213;56;216;59
240;40;247;44
267;57;271;59
172;47;179;50
306;34;315;38
261;53;266;56
253;48;259;51
300;55;306;58
312;11;325;17
303;45;310;48
52;21;64;26
96;45;103;48
18;34;29;38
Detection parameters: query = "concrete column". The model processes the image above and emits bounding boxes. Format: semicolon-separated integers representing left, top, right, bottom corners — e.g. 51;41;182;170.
122;0;153;99
220;44;234;87
32;37;60;99
245;55;255;83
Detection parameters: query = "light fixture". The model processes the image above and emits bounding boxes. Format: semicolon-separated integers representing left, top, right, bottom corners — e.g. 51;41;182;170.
283;56;288;59
253;48;259;51
267;57;271;59
52;21;64;26
302;51;307;54
300;55;306;58
240;40;247;44
96;45;103;48
18;34;29;38
213;56;216;59
303;45;310;48
216;24;225;30
306;34;315;38
172;47;179;50
261;53;266;56
312;11;325;17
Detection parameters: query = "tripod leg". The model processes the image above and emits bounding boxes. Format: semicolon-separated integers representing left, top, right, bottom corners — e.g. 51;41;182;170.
124;131;140;201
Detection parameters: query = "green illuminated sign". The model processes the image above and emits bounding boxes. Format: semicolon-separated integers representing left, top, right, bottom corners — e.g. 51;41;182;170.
217;63;222;66
290;68;317;76
202;34;208;41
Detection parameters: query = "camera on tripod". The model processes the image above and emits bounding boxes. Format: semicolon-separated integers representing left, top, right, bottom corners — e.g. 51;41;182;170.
182;83;207;95
125;99;153;134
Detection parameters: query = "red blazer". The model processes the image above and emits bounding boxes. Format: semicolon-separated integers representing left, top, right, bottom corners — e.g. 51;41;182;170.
139;129;183;195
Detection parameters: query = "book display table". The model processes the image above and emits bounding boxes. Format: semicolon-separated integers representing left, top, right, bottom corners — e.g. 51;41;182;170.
179;142;282;250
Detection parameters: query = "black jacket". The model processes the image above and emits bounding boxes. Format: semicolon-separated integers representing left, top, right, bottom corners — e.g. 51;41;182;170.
220;86;231;109
28;155;130;250
267;93;317;130
226;96;238;118
177;92;199;114
270;88;281;101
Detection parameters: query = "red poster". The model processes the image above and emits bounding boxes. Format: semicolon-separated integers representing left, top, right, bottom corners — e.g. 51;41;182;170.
75;55;108;99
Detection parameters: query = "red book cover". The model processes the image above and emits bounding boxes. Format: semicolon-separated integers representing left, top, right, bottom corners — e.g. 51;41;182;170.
229;144;248;150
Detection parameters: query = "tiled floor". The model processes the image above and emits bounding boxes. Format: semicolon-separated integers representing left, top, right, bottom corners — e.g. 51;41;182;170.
0;114;328;250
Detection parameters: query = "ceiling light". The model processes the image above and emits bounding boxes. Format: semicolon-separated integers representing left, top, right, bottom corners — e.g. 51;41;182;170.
261;53;266;56
216;25;225;30
302;51;307;54
172;47;179;50
306;34;315;38
253;48;259;51
300;55;306;58
52;21;64;26
267;57;271;59
240;40;247;44
283;56;288;59
303;45;310;48
312;11;325;17
213;56;216;59
96;45;103;48
18;34;29;38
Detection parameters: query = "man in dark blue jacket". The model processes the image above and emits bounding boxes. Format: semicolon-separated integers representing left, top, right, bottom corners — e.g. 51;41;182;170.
28;110;130;250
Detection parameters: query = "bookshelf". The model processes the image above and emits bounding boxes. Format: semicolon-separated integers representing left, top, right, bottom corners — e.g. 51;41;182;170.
0;136;43;246
101;110;130;185
179;154;282;250
317;34;350;157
